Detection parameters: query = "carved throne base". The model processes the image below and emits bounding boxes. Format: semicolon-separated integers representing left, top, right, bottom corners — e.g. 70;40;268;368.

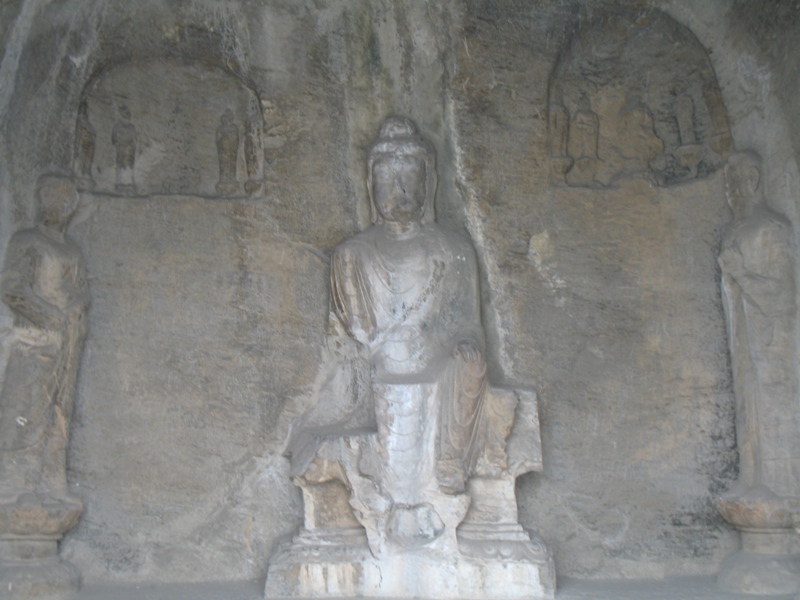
0;494;83;599
266;386;553;598
264;526;555;599
264;471;555;599
717;487;800;595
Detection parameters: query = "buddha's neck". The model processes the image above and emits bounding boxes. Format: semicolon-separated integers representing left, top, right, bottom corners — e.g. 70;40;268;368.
37;223;66;243
384;220;421;240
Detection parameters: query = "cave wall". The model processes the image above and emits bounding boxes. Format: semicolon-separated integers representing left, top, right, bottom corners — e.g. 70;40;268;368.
0;0;797;585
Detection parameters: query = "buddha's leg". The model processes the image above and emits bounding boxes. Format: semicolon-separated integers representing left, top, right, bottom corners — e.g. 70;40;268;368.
373;382;437;505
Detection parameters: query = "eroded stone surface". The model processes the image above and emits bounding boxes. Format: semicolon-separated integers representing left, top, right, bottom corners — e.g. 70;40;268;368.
265;117;554;598
716;151;800;595
0;0;797;591
0;175;88;598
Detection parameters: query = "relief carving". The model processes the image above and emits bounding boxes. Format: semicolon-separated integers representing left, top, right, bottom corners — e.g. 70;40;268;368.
264;117;554;599
216;109;241;196
112;105;137;195
81;60;266;197
548;102;573;181
716;152;800;596
244;97;265;195
615;99;664;185
565;95;603;187
0;176;88;597
547;7;731;188
74;99;96;191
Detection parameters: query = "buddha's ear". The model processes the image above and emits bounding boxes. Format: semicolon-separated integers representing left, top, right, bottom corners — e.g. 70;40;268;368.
744;163;761;197
366;159;379;224
423;155;437;224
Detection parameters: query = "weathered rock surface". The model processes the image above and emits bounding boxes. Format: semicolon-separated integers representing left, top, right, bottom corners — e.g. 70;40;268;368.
0;0;797;592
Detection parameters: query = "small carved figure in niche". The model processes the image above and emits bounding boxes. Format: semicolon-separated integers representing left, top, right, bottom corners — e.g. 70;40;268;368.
549;103;570;158
112;105;137;194
673;82;697;147
549;103;573;182
565;95;601;187
670;82;703;180
716;151;800;595
73;99;95;191
0;176;87;595
615;99;664;185
702;80;733;157
216;109;240;196
569;95;599;160
244;99;264;195
266;118;553;600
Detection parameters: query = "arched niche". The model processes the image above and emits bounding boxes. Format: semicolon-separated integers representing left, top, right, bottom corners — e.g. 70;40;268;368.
449;2;739;579
62;29;354;580
547;6;733;187
75;59;265;198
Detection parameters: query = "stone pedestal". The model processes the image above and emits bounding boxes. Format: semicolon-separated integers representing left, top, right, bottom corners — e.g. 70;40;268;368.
264;389;556;599
0;495;83;599
717;488;800;596
265;526;554;599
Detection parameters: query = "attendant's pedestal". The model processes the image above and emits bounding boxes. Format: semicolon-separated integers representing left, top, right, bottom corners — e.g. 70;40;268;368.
0;494;83;599
717;486;800;596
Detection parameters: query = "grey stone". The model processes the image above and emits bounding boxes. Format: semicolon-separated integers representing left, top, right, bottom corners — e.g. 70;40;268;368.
0;0;797;593
0;175;87;598
716;151;800;595
265;117;554;598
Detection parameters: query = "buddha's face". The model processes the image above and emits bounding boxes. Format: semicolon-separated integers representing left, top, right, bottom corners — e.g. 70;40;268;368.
38;180;78;232
372;154;426;224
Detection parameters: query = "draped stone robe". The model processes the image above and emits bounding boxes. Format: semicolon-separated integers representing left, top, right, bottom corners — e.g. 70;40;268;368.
331;221;487;501
0;227;88;501
719;205;799;496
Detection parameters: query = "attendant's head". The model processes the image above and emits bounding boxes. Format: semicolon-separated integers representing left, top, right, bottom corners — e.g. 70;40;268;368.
725;151;763;220
36;175;79;233
367;116;436;225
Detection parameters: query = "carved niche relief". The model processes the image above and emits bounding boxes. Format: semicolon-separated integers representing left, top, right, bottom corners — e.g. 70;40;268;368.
76;60;265;198
547;7;732;187
215;109;240;196
74;99;96;191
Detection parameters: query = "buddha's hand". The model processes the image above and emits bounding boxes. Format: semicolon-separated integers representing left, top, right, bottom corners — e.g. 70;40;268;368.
65;300;86;320
455;339;482;363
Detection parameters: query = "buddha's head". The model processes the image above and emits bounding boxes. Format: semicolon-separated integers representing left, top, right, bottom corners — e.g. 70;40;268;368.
36;175;79;232
367;116;436;226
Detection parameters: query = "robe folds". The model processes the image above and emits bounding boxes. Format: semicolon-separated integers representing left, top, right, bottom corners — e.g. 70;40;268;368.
331;222;487;495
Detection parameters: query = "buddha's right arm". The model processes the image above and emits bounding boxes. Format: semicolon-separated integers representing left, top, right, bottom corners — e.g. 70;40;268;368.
331;246;375;345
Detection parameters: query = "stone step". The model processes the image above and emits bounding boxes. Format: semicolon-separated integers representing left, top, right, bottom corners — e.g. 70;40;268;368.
73;576;797;600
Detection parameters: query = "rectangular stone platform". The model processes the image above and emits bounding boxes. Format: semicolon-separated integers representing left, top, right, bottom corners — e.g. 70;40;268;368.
74;576;798;600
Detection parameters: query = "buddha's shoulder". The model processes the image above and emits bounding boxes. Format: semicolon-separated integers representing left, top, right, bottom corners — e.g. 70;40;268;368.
6;228;58;254
332;228;378;261
427;225;477;258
